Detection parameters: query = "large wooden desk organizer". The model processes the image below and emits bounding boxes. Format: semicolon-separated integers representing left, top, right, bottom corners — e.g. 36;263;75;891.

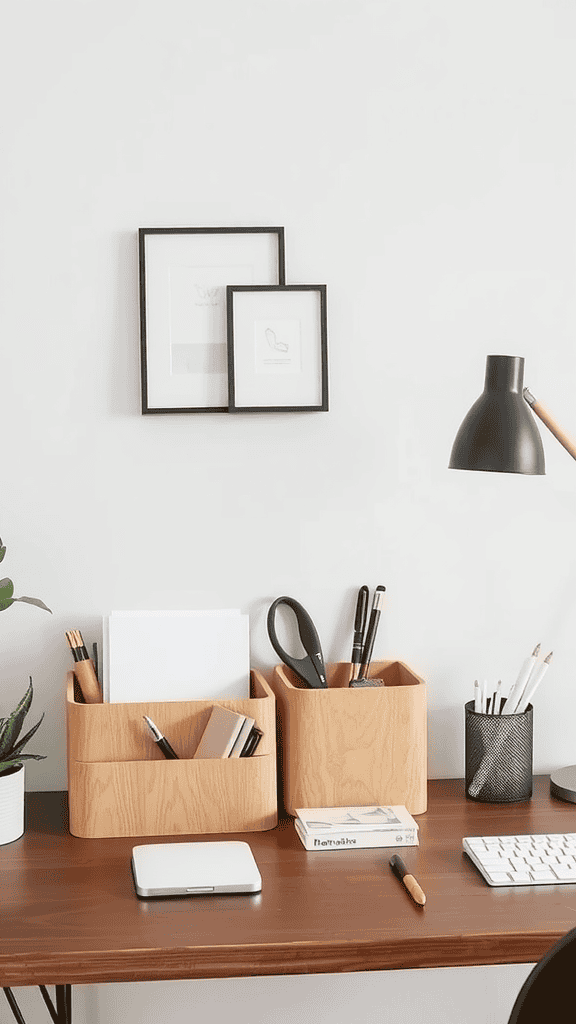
269;660;427;816
66;670;278;838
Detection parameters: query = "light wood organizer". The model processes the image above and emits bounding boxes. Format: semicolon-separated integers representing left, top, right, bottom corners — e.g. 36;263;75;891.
66;670;278;838
269;660;427;816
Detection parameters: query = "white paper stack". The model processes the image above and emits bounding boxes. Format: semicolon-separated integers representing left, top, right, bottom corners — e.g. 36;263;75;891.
102;609;250;702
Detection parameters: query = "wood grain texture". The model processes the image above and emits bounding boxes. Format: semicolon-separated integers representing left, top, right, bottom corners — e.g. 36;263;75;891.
269;661;427;815
66;670;277;837
72;660;102;704
1;779;576;988
67;670;275;761
531;397;576;460
69;756;278;837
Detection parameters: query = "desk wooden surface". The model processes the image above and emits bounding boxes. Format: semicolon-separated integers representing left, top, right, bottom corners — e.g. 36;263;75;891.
2;777;576;988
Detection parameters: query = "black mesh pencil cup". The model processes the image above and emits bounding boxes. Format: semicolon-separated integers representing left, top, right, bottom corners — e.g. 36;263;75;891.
465;701;533;803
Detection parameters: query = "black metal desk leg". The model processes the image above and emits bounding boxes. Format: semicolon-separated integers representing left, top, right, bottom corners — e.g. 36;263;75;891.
3;989;26;1024
55;986;71;1024
3;986;72;1024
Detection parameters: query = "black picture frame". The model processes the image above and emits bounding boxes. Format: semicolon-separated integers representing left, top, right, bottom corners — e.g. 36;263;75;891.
226;285;329;413
139;227;286;414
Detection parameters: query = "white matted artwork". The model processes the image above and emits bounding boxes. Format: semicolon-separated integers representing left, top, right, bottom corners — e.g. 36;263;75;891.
139;227;285;413
226;285;328;412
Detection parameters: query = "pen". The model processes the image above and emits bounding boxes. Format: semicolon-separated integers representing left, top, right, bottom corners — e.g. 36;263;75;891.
516;652;553;714
143;715;179;759
491;680;501;715
389;854;426;906
357;585;386;682
350;586;369;681
502;643;540;714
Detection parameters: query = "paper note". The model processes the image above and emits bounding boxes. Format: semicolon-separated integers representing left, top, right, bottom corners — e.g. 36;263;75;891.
102;610;250;702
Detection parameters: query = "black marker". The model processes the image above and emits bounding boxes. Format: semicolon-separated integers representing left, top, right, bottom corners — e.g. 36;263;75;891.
356;585;386;683
143;715;179;759
350;586;369;681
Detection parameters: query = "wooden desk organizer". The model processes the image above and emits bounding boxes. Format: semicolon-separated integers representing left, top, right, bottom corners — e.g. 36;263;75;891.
269;660;427;816
66;670;278;838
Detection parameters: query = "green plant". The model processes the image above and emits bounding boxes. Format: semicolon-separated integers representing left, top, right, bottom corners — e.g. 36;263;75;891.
0;535;51;777
0;537;51;612
0;678;46;775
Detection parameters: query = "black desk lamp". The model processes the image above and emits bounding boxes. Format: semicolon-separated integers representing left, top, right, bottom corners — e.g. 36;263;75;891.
449;353;576;801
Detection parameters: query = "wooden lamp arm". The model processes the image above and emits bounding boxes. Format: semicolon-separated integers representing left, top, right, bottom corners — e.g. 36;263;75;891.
524;388;576;461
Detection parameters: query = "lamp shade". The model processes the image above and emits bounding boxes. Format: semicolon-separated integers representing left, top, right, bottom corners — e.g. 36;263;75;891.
449;355;545;475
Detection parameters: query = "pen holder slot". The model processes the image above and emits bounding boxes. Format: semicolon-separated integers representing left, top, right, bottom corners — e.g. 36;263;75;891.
66;670;278;838
465;701;533;803
269;660;427;816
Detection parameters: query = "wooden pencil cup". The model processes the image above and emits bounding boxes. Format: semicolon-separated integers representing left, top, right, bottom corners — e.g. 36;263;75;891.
66;670;278;838
269;660;427;815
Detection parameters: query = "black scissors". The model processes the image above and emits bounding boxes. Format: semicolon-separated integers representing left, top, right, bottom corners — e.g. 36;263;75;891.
267;596;328;689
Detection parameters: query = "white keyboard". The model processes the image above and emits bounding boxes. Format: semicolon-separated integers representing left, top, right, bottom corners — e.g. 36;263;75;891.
463;833;576;886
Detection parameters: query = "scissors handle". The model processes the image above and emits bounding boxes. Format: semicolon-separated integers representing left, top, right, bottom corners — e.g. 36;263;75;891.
267;596;328;689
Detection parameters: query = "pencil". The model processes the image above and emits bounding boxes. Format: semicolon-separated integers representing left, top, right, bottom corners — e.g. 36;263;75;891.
66;629;102;703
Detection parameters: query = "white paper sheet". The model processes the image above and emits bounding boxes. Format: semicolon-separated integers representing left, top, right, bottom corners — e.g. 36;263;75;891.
102;610;250;702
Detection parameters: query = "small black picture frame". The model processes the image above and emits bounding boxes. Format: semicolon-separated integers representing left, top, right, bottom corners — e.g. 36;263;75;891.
139;227;286;414
226;285;328;413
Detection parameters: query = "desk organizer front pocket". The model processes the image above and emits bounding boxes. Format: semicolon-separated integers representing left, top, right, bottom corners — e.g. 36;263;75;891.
66;670;277;838
269;660;427;816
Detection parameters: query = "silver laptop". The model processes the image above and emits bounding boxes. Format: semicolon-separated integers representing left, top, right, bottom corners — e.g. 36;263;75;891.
131;840;262;897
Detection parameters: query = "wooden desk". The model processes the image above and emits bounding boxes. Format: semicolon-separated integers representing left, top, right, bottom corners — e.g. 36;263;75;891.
1;777;576;991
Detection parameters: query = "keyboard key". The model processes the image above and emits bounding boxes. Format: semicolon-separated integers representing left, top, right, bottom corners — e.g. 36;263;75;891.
553;867;576;881
484;859;513;871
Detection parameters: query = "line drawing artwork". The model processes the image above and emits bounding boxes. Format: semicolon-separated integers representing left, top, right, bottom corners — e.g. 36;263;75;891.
254;318;301;374
194;284;221;306
265;327;289;353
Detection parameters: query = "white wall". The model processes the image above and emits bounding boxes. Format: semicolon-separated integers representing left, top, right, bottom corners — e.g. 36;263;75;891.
2;0;574;1020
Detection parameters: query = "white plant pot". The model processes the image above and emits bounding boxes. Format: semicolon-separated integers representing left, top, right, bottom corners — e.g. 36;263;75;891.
0;763;25;844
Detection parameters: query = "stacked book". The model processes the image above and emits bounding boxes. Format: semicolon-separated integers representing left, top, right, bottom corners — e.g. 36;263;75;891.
294;804;419;851
194;704;262;758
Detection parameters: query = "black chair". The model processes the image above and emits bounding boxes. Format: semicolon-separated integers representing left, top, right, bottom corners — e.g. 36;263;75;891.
508;926;576;1023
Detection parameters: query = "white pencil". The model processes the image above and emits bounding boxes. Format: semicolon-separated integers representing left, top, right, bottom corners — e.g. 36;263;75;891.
474;679;481;712
502;644;540;715
491;680;502;715
516;652;553;714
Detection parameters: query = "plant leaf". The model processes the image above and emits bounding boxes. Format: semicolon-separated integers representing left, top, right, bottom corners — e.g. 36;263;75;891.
14;596;52;613
0;754;46;774
0;578;14;605
0;544;6;563
0;679;34;757
5;713;45;759
0;720;10;752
